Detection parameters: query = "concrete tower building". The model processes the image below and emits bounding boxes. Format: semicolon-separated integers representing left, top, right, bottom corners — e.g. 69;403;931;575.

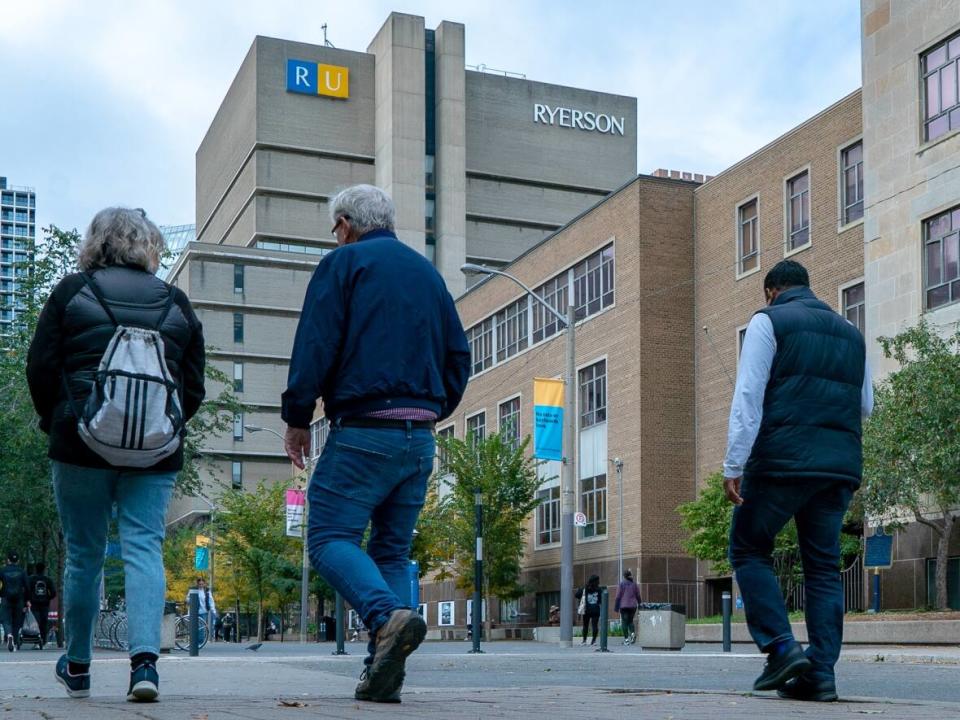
166;12;638;521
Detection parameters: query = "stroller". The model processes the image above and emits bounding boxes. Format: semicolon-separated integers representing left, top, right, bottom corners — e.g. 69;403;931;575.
18;610;44;650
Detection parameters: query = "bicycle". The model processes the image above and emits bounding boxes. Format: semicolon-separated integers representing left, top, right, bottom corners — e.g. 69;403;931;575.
174;614;209;651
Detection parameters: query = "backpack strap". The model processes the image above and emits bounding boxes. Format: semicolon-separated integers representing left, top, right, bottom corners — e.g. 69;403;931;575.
81;273;120;327
155;288;176;331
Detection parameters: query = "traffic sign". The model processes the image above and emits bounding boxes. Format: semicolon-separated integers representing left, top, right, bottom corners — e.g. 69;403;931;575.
573;512;587;527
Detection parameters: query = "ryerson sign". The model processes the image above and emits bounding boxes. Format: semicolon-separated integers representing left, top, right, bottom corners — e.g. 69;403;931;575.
533;103;625;136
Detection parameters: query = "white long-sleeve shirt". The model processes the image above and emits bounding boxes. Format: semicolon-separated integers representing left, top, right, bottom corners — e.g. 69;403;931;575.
723;313;873;479
186;587;217;617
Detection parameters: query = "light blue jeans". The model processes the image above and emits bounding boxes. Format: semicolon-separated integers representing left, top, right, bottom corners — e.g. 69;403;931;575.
52;461;175;662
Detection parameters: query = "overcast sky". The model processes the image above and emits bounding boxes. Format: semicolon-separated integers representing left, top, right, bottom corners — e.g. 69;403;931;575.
1;0;861;235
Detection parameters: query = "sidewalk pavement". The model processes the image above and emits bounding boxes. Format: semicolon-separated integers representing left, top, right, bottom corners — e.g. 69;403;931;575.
2;687;959;719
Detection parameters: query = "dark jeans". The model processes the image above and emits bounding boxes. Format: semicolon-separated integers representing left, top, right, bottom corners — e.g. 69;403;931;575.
33;603;50;644
581;613;599;642
1;598;25;643
619;607;637;637
307;423;434;666
729;476;853;682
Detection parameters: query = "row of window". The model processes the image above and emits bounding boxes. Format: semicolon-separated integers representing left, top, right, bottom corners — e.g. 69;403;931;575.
466;244;614;377
923;32;960;143
255;239;332;257
736;141;863;276
0;211;34;223
0;224;34;237
0;193;35;208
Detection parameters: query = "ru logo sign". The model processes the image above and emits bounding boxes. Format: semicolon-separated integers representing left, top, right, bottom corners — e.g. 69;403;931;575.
287;59;349;99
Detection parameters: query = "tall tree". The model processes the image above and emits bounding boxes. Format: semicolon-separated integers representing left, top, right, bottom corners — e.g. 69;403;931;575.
212;480;298;639
861;320;960;610
437;432;541;638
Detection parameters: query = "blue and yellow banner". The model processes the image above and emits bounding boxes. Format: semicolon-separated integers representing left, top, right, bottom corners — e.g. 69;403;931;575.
533;378;565;460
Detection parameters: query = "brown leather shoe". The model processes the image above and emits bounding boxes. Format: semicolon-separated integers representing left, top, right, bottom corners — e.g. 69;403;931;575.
358;609;426;703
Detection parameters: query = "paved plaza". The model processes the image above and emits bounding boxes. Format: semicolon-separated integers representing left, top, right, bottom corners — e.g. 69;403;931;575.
1;642;958;718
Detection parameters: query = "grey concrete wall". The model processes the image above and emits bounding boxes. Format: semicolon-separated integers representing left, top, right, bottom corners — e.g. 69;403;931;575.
434;21;467;295
466;219;553;261
255;37;375;156
465;72;637;190
369;13;426;254
196;305;297;358
256;149;375;196
196;40;258;239
199;157;256;247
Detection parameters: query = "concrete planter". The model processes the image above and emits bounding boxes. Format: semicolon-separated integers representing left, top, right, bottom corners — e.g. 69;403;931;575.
637;604;686;650
686;619;960;645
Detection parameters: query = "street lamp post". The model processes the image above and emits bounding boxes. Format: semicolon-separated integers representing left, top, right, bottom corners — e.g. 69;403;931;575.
461;263;577;648
246;424;312;644
611;458;624;581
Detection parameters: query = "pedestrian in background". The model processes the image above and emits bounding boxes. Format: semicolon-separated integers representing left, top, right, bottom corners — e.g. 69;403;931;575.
615;569;641;645
282;184;470;703
28;562;57;649
27;207;206;702
0;552;31;651
186;578;217;642
576;575;603;646
724;260;872;702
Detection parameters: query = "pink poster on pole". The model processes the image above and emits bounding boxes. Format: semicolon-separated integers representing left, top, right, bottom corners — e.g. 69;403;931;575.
285;489;306;537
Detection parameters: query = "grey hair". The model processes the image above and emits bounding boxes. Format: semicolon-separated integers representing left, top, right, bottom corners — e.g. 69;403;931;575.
328;184;395;235
78;207;166;274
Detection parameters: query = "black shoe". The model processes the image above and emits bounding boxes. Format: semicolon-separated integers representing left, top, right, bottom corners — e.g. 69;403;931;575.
360;609;425;703
753;642;812;691
127;658;159;702
777;675;838;702
55;655;91;698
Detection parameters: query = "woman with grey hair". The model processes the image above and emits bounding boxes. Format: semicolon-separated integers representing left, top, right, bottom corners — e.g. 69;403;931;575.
27;207;205;702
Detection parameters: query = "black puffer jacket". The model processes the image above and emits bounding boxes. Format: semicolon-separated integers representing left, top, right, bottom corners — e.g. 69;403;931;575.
26;265;205;471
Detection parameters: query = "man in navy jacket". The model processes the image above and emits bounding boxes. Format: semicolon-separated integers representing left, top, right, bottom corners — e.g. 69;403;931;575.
282;184;470;703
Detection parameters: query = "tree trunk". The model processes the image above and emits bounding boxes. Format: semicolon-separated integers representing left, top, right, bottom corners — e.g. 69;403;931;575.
280;603;285;642
257;596;264;641
483;578;492;642
934;514;956;610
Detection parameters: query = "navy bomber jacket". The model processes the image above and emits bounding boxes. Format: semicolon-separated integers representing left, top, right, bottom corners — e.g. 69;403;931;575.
281;229;471;428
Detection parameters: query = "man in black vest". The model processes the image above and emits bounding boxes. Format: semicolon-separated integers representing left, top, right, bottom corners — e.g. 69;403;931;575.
723;261;872;702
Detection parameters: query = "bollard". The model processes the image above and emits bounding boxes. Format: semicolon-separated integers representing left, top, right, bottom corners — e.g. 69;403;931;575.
596;587;610;652
189;591;199;657
721;591;732;652
333;593;348;655
872;569;881;613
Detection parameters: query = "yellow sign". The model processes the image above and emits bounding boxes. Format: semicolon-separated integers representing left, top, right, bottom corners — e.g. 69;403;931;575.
317;64;349;99
533;378;564;407
195;534;211;548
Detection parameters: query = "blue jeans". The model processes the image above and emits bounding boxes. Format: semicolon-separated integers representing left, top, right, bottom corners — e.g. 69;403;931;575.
729;476;853;682
52;461;175;662
307;423;434;662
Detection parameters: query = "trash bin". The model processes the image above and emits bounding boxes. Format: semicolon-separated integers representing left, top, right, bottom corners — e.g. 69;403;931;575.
322;615;337;642
637;603;685;650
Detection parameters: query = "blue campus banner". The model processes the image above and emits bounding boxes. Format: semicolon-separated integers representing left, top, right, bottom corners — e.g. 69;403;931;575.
533;378;564;461
194;546;209;571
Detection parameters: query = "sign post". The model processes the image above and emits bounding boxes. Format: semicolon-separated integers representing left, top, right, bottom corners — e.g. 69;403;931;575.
864;528;893;613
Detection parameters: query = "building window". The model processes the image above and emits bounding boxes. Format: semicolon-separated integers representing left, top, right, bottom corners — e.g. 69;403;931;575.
310;417;329;461
436;424;455;473
572;244;614;320
466;412;486;445
536;485;561;547
841;142;864;225
579;474;607;539
231;461;243;489
578;360;607;429
786;171;810;251
467;317;493;376
425;197;435;234
924;207;960;310
737;199;759;274
922;33;960;142
842;282;866;334
233;413;244;441
233;313;244;343
737;326;748;358
233;361;243;392
532;273;569;344
234;264;244;294
495;297;528;362
498;397;521;449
